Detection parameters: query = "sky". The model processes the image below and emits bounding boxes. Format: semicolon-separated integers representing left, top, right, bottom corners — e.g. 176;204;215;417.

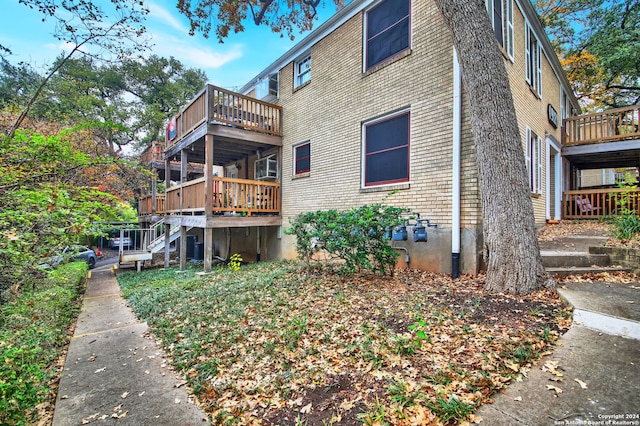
0;0;337;91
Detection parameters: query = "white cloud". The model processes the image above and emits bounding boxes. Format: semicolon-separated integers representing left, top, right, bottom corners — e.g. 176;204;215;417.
147;1;189;34
150;32;243;72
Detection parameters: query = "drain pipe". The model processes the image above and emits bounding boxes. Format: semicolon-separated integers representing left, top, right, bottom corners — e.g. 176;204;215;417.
452;48;462;279
393;246;410;269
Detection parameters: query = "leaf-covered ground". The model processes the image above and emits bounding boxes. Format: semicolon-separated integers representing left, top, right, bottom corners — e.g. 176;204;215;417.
118;262;571;425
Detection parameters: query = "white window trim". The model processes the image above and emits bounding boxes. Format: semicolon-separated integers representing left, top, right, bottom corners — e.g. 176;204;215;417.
506;0;514;60
525;22;542;97
294;54;311;88
526;127;543;194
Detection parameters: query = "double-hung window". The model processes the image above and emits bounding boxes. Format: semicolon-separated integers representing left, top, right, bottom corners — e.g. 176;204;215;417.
295;54;311;88
525;23;542;97
363;111;410;187
485;0;514;60
294;142;311;175
526;127;542;194
365;0;411;70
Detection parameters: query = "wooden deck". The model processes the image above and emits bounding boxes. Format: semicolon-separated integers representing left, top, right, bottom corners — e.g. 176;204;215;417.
166;84;282;150
165;177;280;216
564;106;640;146
563;188;640;220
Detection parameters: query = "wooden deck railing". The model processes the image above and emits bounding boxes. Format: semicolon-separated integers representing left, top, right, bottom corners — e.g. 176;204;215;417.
564;106;640;146
138;194;166;215
140;141;165;165
563;188;640;219
165;177;280;216
166;84;282;150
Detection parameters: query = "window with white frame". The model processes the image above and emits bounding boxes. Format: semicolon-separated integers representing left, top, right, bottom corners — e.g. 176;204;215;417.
525;23;542;97
526;127;542;194
364;0;411;70
485;0;514;60
362;110;410;187
295;54;311;88
293;141;310;175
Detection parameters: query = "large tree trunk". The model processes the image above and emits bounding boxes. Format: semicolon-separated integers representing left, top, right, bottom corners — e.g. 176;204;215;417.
434;0;555;294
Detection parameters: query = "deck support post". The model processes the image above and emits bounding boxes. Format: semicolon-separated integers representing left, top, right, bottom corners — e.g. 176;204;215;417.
164;222;171;268
203;134;214;272
179;225;187;271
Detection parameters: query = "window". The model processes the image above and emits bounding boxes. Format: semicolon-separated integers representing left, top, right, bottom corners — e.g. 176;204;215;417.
485;0;514;60
256;72;279;100
363;111;410;187
525;23;542;97
294;142;310;175
255;155;278;180
526;127;542;194
365;0;410;70
295;55;311;88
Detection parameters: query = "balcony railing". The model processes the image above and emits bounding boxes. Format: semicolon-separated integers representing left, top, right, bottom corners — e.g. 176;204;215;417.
166;84;282;150
138;194;166;216
165;177;280;216
564;106;640;146
140;141;165;165
562;188;640;220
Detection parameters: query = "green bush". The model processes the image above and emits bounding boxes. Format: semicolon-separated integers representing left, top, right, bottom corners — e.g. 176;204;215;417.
286;202;411;275
0;262;86;425
611;172;640;241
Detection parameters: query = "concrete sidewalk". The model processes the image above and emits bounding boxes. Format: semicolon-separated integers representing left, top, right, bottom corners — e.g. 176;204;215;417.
52;264;208;425
476;280;640;425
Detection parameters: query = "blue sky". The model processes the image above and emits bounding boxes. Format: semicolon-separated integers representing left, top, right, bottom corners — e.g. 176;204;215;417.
0;0;336;90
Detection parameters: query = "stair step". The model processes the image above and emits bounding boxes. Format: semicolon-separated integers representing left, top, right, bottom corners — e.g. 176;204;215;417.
546;266;633;277
541;253;610;268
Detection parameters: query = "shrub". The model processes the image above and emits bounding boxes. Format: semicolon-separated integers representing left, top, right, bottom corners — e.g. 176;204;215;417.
0;262;86;425
286;201;411;275
612;172;640;241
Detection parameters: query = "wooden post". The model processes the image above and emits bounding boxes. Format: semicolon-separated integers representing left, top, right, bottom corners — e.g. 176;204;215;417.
179;225;187;271
164;222;170;268
204;134;214;272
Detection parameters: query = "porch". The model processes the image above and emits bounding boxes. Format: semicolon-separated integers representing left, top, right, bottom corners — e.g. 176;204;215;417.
563;106;640;170
562;188;640;220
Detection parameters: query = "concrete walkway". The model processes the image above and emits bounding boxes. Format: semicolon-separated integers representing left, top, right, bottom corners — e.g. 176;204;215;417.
52;264;208;425
476;280;640;425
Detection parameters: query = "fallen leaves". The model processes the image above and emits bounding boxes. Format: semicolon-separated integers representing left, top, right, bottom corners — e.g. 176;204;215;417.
574;378;588;389
119;262;572;425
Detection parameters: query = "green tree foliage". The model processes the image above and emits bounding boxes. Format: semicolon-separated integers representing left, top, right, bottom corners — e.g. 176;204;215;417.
286;203;411;276
535;0;640;108
176;0;343;42
3;0;150;136
1;55;207;151
120;55;208;146
0;126;145;296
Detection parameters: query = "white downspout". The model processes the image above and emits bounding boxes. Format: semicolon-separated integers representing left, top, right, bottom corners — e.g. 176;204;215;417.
452;49;462;279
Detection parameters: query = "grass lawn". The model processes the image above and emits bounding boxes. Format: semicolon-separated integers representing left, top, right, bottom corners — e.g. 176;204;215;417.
117;261;571;425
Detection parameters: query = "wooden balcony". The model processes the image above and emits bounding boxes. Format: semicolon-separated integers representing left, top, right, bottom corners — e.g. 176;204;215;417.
562;188;640;220
564;106;640;146
140;141;165;165
165;177;280;216
166;84;282;150
138;194;166;216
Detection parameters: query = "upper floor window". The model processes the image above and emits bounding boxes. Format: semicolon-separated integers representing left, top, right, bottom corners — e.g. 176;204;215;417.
525;23;542;97
294;142;311;175
365;0;411;70
485;0;514;60
362;110;410;187
295;55;311;88
526;127;542;194
256;72;279;101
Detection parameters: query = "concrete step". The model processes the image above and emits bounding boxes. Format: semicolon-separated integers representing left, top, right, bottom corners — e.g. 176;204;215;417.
558;281;640;340
541;252;610;268
546;265;634;277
